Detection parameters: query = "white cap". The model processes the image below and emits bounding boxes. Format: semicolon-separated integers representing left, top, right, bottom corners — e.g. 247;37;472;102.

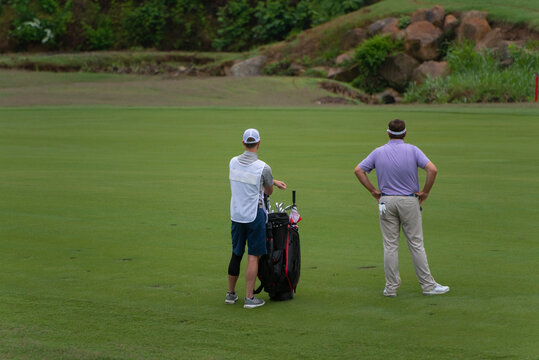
243;128;261;144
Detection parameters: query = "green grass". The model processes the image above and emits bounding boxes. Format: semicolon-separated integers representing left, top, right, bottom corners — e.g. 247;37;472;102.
1;105;538;359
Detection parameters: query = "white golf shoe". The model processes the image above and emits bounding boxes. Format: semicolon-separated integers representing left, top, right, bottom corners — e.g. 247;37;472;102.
423;283;450;295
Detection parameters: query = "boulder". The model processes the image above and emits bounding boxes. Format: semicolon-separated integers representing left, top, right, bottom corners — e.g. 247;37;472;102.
443;14;459;33
404;21;443;61
380;53;420;91
230;55;267;77
475;28;504;50
461;10;488;21
327;64;361;82
327;67;340;78
373;88;402;104
411;61;449;84
368;18;398;36
410;6;445;28
380;19;401;38
340;28;367;50
335;52;353;65
394;30;407;41
457;16;491;42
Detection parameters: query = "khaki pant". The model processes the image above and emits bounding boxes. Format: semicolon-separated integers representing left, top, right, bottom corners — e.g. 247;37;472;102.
379;196;436;294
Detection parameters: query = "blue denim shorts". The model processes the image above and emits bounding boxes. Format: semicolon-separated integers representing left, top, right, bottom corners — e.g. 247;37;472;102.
231;208;267;256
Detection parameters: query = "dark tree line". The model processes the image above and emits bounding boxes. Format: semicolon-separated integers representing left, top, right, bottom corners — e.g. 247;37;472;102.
0;0;371;52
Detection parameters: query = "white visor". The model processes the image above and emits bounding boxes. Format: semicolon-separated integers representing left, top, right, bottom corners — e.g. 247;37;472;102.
387;128;406;136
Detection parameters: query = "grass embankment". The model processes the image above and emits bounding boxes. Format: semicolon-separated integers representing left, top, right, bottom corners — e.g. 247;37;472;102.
1;106;538;359
0;50;240;74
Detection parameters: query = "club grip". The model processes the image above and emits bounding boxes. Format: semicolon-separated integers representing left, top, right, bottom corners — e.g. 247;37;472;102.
292;190;296;205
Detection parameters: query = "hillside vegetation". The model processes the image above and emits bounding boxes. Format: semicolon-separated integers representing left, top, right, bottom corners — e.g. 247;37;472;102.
0;0;376;53
262;0;539;64
257;0;539;103
1;0;538;104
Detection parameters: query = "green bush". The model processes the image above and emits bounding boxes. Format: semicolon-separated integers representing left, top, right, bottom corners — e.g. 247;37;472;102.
213;0;254;51
9;0;72;50
404;42;539;103
47;0;70;46
11;18;50;49
40;0;58;14
304;67;327;78
351;34;403;94
83;17;114;51
262;59;296;76
10;0;35;22
253;0;296;43
168;0;210;50
124;0;166;48
397;15;410;29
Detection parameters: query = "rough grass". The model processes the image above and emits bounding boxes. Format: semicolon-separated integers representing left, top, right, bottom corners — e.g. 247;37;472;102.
404;42;539;103
0;70;333;107
1;105;538;359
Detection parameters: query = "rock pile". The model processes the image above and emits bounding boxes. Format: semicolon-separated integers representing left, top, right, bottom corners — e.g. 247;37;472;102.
324;6;522;103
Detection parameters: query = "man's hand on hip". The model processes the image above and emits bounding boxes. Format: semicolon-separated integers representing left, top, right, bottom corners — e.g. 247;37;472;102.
371;189;382;202
414;191;429;205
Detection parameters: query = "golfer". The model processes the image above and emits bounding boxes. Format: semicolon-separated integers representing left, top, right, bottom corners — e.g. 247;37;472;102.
354;119;449;297
226;128;286;308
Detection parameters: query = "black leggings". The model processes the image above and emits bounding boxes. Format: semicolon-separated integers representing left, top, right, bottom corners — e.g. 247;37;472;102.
228;252;243;276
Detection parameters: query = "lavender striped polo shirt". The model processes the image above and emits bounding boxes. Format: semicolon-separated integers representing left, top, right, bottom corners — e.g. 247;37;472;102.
358;139;430;196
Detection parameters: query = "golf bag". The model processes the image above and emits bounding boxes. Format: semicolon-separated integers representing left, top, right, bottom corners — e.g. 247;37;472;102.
255;194;301;301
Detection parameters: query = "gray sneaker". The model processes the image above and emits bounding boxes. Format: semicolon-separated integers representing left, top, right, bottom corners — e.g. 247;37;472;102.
383;288;397;297
244;296;265;309
225;292;238;304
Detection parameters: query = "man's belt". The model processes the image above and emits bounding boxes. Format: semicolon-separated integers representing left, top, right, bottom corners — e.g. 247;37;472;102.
381;193;415;196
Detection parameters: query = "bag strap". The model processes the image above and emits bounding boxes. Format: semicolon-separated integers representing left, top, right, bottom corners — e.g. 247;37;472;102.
254;283;264;294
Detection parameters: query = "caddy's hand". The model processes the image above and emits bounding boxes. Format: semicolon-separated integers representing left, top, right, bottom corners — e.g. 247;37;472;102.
414;191;429;205
274;180;287;190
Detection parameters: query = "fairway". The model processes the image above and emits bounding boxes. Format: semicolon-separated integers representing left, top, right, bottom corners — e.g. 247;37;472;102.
1;105;538;359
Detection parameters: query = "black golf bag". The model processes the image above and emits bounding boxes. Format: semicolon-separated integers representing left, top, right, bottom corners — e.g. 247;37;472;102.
255;194;301;301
